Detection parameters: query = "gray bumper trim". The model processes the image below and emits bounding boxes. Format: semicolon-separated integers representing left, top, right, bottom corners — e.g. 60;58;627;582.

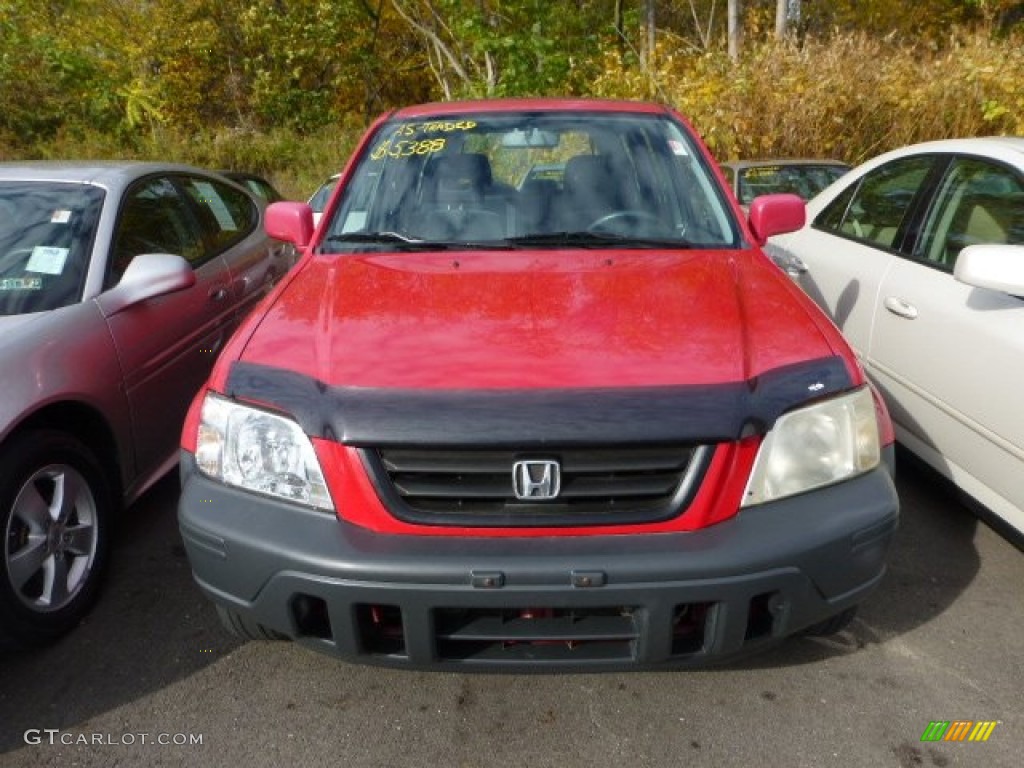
178;454;898;670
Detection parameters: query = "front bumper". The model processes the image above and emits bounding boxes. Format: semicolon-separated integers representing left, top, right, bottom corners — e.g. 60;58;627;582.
178;453;898;671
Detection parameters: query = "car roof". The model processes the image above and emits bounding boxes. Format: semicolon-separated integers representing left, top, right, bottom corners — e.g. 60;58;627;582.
837;136;1024;183
722;159;850;170
802;137;1024;217
219;170;267;181
893;136;1024;156
840;137;1024;177
0;161;214;187
390;98;673;119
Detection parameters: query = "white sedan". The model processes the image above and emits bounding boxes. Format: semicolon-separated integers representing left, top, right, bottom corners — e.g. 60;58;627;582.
767;138;1024;541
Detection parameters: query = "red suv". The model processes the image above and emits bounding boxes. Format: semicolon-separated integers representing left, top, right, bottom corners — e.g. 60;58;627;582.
178;99;899;670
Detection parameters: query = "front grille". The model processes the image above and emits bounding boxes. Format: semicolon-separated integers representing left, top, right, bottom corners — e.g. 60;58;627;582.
361;444;711;527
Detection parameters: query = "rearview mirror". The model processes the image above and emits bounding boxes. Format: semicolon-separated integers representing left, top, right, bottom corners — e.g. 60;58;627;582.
501;128;559;149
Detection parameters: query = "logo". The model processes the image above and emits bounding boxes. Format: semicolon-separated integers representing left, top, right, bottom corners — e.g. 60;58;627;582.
920;721;999;742
512;460;561;500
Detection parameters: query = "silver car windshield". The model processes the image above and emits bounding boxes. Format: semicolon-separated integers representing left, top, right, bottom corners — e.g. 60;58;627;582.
0;181;103;315
737;164;849;204
322;111;740;251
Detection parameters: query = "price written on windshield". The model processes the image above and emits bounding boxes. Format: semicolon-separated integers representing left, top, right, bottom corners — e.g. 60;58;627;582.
369;120;477;161
370;137;446;160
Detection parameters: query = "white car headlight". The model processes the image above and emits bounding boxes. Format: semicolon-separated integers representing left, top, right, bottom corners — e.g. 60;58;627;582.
194;392;333;511
741;386;880;507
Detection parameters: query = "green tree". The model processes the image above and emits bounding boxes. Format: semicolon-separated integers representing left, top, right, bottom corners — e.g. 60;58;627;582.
0;0;127;149
388;0;614;98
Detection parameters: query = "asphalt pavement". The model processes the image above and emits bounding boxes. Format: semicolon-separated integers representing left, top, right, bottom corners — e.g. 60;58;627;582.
1;452;1020;768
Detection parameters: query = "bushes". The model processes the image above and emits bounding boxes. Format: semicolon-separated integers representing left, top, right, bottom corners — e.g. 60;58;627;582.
592;27;1024;164
3;26;1022;191
5;123;363;202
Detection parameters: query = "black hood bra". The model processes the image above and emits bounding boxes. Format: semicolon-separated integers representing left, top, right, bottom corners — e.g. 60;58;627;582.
224;357;854;448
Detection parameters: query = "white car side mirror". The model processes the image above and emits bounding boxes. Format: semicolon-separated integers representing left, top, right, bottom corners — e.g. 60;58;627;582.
954;244;1024;298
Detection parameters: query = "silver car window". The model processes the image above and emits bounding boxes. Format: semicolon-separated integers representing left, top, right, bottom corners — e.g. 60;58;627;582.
736;164;848;204
110;176;205;284
0;181;103;315
180;175;258;255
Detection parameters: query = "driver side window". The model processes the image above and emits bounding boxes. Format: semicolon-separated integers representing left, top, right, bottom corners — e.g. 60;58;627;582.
109;177;204;285
915;157;1024;269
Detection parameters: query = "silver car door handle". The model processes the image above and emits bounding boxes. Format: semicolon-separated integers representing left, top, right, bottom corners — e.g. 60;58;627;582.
883;296;918;319
208;286;229;303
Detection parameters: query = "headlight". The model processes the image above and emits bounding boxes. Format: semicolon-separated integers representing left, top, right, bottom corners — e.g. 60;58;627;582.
741;386;880;507
194;392;333;511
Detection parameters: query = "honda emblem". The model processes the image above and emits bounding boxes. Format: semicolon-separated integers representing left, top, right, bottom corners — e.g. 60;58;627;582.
512;459;561;500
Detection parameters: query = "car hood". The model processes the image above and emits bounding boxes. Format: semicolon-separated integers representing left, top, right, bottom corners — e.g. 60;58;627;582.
236;248;839;391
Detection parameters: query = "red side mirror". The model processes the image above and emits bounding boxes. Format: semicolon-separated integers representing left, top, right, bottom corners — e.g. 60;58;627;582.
748;193;806;246
265;202;315;249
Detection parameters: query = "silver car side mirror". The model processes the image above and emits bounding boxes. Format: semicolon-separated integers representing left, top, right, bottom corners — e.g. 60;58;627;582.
97;253;196;317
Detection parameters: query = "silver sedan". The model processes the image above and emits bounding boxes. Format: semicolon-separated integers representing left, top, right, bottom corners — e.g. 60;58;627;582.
0;162;295;648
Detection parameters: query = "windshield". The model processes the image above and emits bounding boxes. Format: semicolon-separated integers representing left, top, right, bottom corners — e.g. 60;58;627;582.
321;111;739;252
0;181;103;315
737;163;849;204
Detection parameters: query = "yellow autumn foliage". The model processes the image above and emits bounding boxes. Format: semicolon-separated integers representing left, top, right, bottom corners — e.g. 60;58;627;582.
591;27;1024;165
6;17;1023;199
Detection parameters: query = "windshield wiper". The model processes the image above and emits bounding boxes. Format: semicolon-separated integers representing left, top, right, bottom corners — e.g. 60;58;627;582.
323;231;438;248
322;232;516;252
325;231;417;243
323;230;697;252
503;231;696;249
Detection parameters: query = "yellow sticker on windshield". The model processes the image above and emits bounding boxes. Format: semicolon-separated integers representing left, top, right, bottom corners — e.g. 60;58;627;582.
743;166;782;179
393;120;477;137
369;120;478;161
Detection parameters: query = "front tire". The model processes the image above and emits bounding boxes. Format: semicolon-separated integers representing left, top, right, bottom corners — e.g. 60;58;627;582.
0;431;111;650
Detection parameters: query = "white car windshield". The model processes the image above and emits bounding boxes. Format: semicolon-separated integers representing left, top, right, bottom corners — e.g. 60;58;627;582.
0;182;103;315
321;111;739;251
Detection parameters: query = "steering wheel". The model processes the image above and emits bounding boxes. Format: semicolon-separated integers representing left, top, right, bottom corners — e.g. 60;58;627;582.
587;210;674;237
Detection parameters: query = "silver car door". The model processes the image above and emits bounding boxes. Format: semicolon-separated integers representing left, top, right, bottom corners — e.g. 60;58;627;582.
102;176;235;482
179;175;281;320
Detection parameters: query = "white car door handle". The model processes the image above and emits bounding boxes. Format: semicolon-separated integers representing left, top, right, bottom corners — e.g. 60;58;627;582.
883;296;918;319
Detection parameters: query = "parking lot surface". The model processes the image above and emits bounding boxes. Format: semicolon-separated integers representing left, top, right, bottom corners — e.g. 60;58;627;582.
1;454;1020;768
